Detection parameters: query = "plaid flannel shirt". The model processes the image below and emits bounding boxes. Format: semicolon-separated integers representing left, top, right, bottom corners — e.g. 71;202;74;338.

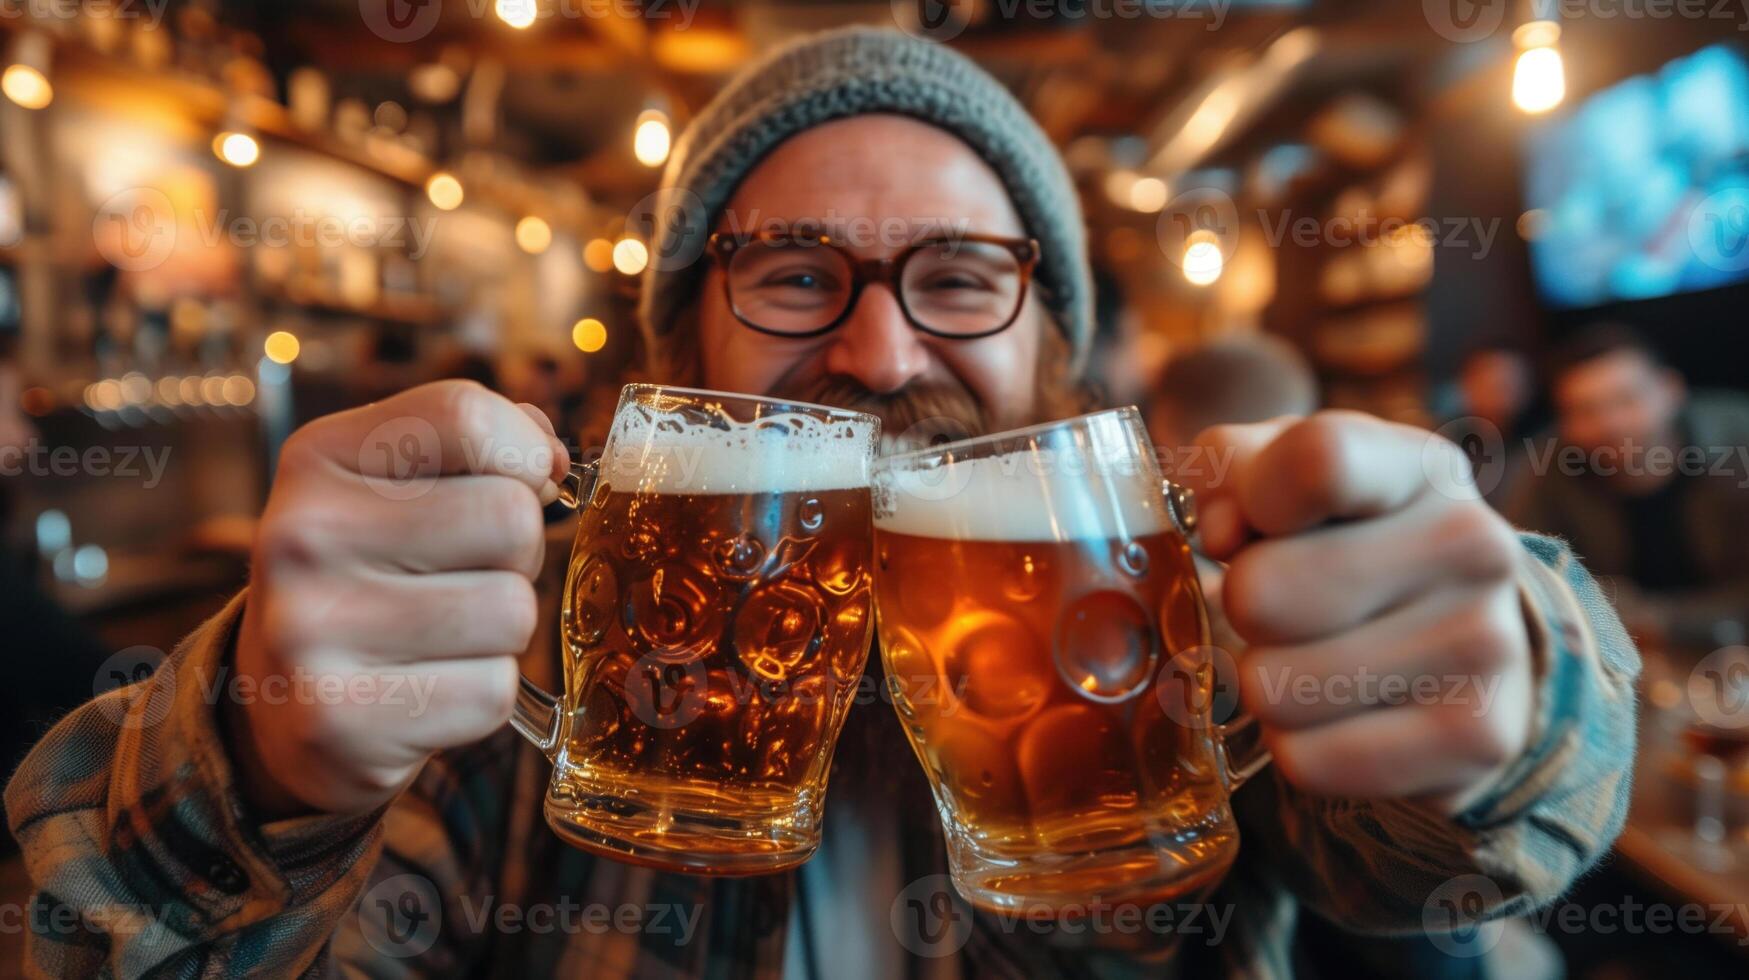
5;533;1638;978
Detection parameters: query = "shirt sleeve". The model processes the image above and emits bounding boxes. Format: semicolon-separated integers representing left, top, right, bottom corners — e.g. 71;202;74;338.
4;592;388;976
1227;532;1641;933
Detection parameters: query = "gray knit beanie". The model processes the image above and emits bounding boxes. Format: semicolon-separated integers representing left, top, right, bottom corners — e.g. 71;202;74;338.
635;25;1094;378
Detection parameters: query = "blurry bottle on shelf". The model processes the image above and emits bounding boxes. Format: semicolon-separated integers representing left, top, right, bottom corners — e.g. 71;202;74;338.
288;68;331;133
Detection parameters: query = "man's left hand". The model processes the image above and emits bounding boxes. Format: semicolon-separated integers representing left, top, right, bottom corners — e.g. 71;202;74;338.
1183;411;1535;816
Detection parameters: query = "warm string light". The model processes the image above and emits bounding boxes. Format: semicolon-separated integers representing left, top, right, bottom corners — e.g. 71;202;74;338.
572;317;607;353
612;237;649;275
1511;20;1565;114
214;131;261;167
634;110;671;167
1;64;51;110
496;0;537;29
516;216;553;254
1182;230;1225;287
426;171;464;210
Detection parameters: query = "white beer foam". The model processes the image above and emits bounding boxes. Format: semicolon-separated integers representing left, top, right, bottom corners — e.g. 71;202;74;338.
605;408;875;494
875;451;1169;542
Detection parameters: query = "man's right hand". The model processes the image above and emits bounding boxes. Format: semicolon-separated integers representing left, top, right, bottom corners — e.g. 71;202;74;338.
231;381;570;817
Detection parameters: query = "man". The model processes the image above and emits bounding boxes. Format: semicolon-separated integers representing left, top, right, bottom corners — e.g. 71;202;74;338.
8;28;1637;977
1507;323;1749;649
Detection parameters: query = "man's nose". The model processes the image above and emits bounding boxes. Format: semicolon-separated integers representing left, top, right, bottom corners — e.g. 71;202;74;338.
823;284;930;395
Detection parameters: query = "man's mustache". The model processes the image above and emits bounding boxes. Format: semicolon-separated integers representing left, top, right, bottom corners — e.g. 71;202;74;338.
778;376;989;452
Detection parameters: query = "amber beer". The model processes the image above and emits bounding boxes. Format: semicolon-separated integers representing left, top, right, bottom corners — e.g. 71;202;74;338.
873;409;1245;912
536;387;878;875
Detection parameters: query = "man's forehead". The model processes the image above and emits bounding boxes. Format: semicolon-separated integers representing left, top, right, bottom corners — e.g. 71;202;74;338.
721;115;1028;240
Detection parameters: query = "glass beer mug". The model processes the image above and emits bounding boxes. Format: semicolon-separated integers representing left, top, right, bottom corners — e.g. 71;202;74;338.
511;385;881;874
872;407;1269;911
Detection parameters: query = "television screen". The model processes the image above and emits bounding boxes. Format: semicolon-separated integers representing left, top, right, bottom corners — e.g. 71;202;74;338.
1525;43;1749;309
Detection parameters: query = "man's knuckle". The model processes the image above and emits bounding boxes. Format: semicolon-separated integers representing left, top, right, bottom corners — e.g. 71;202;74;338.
435;379;496;451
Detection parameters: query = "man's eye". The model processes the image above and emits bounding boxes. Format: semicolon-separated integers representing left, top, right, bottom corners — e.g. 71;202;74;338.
918;272;994;291
758;269;836;291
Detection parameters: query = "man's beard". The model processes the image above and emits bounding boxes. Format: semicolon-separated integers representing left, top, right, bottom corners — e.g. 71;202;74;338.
776;375;991;453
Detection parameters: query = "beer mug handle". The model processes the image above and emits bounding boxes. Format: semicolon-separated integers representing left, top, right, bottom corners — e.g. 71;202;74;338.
510;459;599;761
1163;480;1273;790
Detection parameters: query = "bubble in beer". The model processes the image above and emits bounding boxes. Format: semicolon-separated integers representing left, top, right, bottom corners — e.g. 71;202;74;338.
1054;591;1158;702
712;532;766;580
1118;541;1150;578
567;552;619;647
799;497;825;531
734;581;827;682
1001;549;1049;602
942;612;1051;721
624;562;722;664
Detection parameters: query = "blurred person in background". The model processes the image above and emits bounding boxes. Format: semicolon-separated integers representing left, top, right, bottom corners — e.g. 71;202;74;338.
1445;346;1539;509
9;27;1638;978
1144;333;1319;453
1506;323;1749;650
1457;346;1536;445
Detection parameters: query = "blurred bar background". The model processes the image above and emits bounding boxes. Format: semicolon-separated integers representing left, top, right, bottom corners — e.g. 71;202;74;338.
1;2;1747;977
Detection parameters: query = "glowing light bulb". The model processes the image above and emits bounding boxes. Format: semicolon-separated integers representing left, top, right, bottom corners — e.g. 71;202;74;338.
1512;45;1565;114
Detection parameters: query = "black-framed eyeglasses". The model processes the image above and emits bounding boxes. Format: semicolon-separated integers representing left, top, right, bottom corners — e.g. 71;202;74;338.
707;231;1040;340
